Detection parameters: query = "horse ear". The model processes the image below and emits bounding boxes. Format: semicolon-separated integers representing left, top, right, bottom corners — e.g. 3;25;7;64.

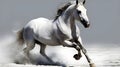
76;0;78;5
83;0;86;5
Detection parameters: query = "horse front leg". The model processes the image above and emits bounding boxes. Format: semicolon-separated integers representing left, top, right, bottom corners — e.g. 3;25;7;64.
62;40;82;60
76;37;95;67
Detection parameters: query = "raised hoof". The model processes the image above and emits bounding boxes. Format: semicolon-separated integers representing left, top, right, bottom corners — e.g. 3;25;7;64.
90;63;95;67
73;54;81;60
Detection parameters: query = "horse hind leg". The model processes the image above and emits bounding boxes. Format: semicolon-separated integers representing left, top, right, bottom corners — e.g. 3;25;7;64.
39;44;54;63
34;39;53;63
23;40;35;64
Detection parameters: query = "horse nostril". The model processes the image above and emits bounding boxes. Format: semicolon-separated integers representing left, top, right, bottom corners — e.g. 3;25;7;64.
85;23;90;28
87;23;90;28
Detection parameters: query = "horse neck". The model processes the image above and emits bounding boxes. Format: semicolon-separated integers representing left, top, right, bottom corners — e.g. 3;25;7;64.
54;14;76;37
54;5;76;34
60;10;76;30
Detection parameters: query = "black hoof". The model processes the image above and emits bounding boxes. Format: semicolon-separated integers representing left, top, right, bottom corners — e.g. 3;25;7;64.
73;54;81;60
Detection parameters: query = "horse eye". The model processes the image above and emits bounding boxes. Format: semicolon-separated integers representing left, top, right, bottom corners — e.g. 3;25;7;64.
77;11;81;14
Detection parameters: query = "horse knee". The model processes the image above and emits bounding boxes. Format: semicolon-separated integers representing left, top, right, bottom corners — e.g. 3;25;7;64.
29;44;35;50
82;48;87;53
23;47;28;53
23;43;35;54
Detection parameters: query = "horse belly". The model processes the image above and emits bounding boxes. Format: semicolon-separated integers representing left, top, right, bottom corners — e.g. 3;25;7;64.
34;35;60;46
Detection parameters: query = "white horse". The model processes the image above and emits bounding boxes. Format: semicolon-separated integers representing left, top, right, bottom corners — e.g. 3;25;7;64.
17;0;95;67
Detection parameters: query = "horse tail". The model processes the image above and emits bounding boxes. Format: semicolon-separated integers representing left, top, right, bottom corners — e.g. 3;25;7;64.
17;28;24;45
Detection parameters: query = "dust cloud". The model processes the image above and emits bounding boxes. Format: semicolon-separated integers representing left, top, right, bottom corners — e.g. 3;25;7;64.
0;34;87;66
0;34;120;67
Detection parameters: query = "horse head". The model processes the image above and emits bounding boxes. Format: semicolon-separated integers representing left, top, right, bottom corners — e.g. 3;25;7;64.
55;0;90;28
73;0;90;28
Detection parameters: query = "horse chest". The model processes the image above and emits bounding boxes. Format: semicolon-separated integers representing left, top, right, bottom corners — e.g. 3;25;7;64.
55;23;80;42
54;22;71;40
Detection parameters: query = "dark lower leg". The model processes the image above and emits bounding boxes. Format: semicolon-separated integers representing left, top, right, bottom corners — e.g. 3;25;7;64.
40;45;54;63
64;43;82;60
73;49;82;60
78;43;95;67
82;48;95;67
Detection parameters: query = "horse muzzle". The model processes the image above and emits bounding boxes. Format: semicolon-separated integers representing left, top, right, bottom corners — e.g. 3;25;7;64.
80;18;90;28
84;23;90;28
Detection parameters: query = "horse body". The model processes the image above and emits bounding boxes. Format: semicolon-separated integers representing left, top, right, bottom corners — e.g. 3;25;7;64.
23;16;78;46
17;0;95;67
